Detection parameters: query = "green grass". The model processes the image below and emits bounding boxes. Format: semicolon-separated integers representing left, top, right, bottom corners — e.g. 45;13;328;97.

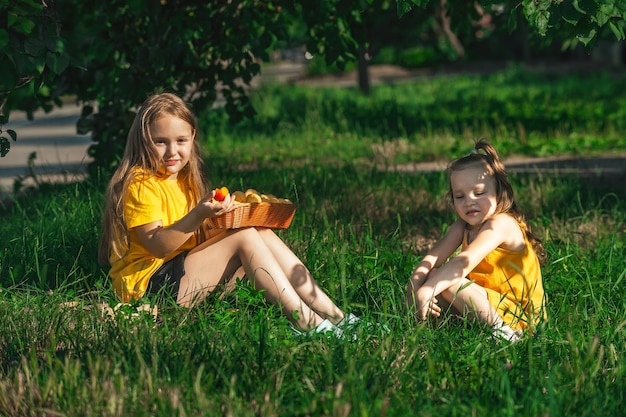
0;68;625;415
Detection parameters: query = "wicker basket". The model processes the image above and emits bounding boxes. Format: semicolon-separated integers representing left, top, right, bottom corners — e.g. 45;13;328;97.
207;202;297;230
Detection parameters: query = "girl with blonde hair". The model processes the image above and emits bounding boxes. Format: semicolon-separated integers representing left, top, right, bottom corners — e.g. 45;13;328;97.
99;92;356;336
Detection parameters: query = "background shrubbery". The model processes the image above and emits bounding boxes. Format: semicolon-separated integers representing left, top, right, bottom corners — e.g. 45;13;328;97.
205;67;626;166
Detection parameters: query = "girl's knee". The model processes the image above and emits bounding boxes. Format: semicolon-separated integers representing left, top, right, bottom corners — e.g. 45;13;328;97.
228;227;267;251
440;286;457;303
440;281;484;304
256;227;276;238
230;227;260;240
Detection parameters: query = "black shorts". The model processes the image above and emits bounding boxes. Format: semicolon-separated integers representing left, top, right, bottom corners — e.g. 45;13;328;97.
146;251;188;299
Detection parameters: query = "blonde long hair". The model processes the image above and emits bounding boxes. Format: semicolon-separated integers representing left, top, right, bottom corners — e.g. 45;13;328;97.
447;139;546;263
98;93;209;265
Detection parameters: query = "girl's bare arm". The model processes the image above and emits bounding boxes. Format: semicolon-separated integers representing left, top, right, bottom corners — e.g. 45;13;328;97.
134;193;235;258
407;219;465;312
416;213;523;300
409;219;465;288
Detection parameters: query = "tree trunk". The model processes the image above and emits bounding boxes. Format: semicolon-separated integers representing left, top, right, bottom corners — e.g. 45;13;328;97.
437;0;465;58
520;20;531;62
357;45;370;95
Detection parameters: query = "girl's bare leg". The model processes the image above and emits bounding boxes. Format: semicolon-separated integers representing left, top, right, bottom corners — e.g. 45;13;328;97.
257;228;345;324
178;228;325;330
439;278;505;327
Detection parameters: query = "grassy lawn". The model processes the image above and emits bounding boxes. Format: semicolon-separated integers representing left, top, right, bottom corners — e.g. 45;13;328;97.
0;67;624;416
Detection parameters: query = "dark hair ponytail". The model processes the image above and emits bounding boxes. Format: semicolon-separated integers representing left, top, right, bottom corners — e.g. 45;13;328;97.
447;139;546;263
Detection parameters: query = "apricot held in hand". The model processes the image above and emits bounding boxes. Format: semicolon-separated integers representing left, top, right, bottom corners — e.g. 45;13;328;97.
213;186;229;202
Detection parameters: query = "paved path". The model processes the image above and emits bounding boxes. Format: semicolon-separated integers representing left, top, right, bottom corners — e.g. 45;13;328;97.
1;103;91;192
387;154;626;178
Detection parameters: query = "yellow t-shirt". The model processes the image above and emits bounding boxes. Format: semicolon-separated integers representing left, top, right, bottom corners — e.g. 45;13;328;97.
464;225;547;332
109;173;197;302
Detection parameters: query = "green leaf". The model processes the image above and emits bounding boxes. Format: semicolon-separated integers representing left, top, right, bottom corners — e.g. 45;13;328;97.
76;117;93;135
507;8;519;33
7;129;17;141
523;0;556;36
12;52;32;76
0;29;8;48
45;35;65;53
608;20;625;40
596;4;616;26
574;0;597;15
24;38;46;56
396;0;413;17
15;18;36;35
46;51;70;75
523;0;537;18
396;0;428;17
525;0;551;36
0;58;19;90
0;137;10;157
536;10;550;33
560;1;582;25
81;105;94;118
577;26;598;46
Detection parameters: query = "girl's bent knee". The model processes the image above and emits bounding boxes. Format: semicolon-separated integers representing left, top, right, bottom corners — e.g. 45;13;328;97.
230;227;259;238
228;227;265;247
440;288;456;304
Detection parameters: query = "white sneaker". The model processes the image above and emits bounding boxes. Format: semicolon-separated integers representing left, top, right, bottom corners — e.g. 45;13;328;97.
338;313;390;336
492;324;523;343
314;319;344;337
337;313;360;327
291;319;345;339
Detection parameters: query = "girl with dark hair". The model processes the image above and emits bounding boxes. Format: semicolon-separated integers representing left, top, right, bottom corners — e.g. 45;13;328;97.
407;139;546;342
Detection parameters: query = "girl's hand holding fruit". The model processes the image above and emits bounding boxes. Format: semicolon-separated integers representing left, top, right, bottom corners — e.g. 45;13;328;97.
198;187;235;218
212;186;230;203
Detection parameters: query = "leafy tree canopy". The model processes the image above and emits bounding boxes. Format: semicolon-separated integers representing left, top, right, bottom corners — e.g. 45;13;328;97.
1;0;624;172
398;0;626;45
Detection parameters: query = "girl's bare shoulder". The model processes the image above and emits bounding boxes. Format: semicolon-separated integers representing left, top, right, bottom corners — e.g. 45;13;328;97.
487;212;519;226
483;213;525;250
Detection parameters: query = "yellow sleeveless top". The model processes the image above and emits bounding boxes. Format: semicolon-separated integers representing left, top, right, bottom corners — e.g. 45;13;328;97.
464;223;546;332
